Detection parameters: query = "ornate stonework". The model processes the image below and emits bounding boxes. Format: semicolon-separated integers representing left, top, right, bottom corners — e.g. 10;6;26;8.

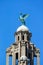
6;25;40;65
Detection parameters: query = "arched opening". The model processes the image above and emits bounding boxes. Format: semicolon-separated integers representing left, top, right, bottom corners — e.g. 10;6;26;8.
9;55;12;65
16;53;18;65
18;36;19;41
22;35;24;40
27;36;29;40
26;47;27;56
27;35;30;41
34;57;37;65
16;53;18;59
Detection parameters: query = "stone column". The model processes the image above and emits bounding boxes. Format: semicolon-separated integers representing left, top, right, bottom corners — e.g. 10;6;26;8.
30;44;34;65
12;53;16;65
24;33;27;41
18;42;21;65
6;53;9;65
37;53;40;65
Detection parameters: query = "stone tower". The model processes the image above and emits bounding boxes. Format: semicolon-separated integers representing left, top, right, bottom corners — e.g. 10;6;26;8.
6;25;40;65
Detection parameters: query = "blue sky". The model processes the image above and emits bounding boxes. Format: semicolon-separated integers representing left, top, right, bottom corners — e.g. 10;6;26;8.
0;0;43;65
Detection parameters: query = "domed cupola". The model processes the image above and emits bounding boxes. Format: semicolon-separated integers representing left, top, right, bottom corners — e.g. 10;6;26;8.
17;25;29;32
15;25;32;43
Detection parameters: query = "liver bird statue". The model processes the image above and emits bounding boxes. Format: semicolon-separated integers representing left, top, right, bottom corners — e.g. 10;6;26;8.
19;13;29;25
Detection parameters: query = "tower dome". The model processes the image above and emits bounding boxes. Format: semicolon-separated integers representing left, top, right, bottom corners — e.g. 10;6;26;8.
17;25;29;32
15;25;31;43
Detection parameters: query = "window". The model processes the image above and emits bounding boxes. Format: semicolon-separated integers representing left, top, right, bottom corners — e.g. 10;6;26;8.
27;36;29;40
18;36;19;41
22;35;24;40
26;47;27;56
16;53;18;59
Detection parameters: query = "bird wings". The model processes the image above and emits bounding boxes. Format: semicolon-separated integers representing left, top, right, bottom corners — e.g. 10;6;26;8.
18;13;29;25
22;14;29;20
